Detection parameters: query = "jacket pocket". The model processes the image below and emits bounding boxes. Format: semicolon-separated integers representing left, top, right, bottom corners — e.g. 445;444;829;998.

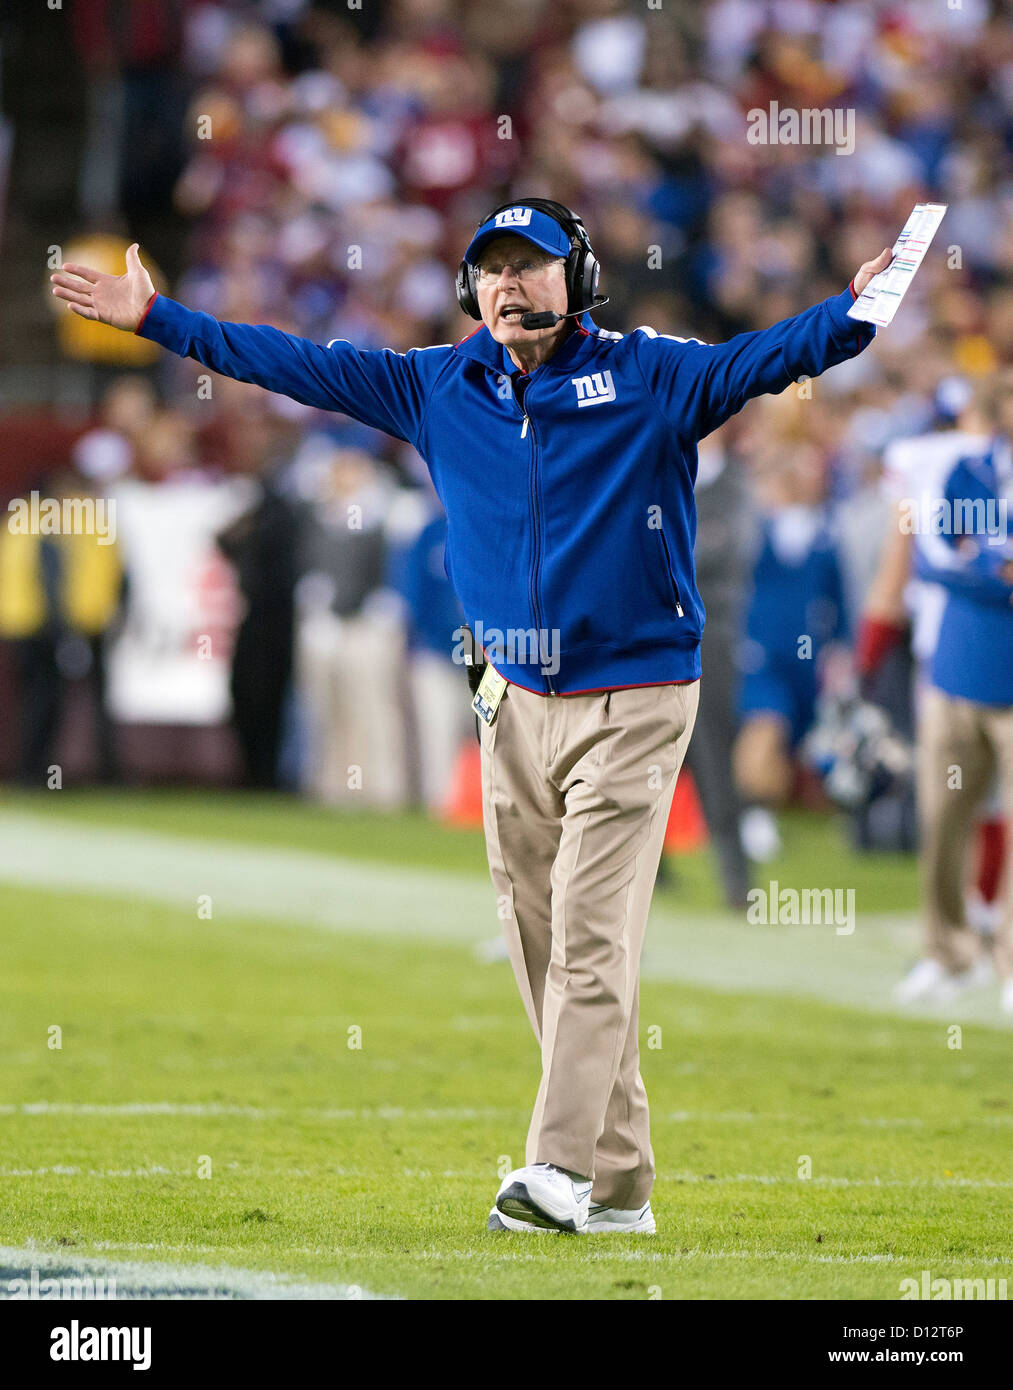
657;529;685;617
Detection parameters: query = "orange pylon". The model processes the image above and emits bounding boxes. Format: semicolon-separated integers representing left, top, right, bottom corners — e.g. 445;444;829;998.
441;741;484;826
664;768;708;851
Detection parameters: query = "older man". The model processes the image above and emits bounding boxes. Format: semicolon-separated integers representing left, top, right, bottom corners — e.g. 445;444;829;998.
52;200;887;1235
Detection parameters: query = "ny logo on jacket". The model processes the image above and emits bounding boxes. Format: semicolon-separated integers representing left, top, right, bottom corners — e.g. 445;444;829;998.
572;370;616;407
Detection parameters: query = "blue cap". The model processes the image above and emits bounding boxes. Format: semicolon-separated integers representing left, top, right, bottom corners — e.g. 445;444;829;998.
464;206;572;266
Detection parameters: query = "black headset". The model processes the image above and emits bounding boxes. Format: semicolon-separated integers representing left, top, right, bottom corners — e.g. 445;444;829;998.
455;198;602;321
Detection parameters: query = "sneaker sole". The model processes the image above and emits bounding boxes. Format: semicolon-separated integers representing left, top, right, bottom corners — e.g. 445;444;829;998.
495;1182;584;1234
585;1217;657;1234
489;1204;657;1233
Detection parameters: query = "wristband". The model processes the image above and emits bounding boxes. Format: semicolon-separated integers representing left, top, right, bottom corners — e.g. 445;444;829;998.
856;615;905;677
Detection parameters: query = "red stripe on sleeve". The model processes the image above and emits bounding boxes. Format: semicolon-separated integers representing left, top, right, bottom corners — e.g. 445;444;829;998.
134;291;159;335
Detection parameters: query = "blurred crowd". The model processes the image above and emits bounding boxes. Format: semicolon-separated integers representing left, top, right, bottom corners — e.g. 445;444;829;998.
3;0;1013;894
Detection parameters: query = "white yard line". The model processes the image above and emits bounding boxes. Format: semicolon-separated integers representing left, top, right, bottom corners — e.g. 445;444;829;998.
0;807;1009;1027
4;1243;1007;1285
0;1102;521;1120
0;810;492;944
334;1244;1013;1269
0;1102;275;1117
0;1245;388;1300
3;1100;1010;1126
5;1162;1011;1189
1;1166;192;1177
655;1172;1013;1188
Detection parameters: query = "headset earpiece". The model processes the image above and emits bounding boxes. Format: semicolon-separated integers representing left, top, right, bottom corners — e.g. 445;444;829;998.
455;258;481;320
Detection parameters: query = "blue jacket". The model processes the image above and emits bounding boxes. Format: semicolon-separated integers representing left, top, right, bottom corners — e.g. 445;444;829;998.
137;287;875;695
914;440;1013;706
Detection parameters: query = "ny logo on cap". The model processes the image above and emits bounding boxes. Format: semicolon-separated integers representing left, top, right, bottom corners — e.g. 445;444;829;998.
493;207;534;228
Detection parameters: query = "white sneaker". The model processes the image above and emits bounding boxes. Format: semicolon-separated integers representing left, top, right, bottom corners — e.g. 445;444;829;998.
1000;978;1013;1016
894;958;948;1003
586;1200;656;1234
967;893;1001;940
494;1163;592;1234
740;806;782;863
959;954;995;992
895;955;993;1004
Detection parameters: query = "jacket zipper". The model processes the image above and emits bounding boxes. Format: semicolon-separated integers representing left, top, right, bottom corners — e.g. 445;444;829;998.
658;528;685;617
517;385;556;695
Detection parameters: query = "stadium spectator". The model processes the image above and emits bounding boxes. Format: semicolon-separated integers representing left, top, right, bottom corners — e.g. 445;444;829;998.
71;374;159;487
685;419;754;909
291;437;410;808
864;378;1002;894
216;441;300;792
890;370;1013;1010
733;428;850;859
0;465;123;785
386;494;472;814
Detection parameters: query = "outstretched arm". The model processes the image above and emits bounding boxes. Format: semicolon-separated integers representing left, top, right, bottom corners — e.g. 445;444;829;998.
634;249;891;440
51;246;441;445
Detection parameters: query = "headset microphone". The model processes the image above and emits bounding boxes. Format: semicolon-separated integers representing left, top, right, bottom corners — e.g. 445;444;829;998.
519;296;609;331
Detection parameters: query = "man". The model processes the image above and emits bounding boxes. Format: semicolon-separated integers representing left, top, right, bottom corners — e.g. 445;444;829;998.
860;381;1002;999
0;463;123;785
51;202;887;1234
733;441;850;835
215;452;299;792
881;371;1013;1011
683;424;753;909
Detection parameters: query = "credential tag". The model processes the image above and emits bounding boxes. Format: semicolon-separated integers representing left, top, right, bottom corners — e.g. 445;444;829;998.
472;663;508;725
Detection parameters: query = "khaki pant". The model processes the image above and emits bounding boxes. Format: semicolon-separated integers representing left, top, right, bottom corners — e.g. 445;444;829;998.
297;609;409;809
918;685;1013;977
479;678;700;1209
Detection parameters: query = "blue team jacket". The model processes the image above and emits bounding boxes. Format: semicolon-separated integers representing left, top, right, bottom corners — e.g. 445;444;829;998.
915;441;1013;706
137;286;875;695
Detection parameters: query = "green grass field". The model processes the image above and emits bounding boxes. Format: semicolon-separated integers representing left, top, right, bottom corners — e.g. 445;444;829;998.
1;789;1010;1300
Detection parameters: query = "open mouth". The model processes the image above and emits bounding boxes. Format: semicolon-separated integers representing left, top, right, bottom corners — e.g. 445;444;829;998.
500;305;527;322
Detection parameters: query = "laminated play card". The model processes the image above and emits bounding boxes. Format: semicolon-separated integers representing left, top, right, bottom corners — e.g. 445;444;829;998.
847;203;948;329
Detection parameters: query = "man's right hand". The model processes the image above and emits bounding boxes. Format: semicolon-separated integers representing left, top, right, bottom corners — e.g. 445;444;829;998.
50;243;155;332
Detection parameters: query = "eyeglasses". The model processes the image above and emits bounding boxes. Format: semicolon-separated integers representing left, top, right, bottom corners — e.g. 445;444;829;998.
473;256;565;284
